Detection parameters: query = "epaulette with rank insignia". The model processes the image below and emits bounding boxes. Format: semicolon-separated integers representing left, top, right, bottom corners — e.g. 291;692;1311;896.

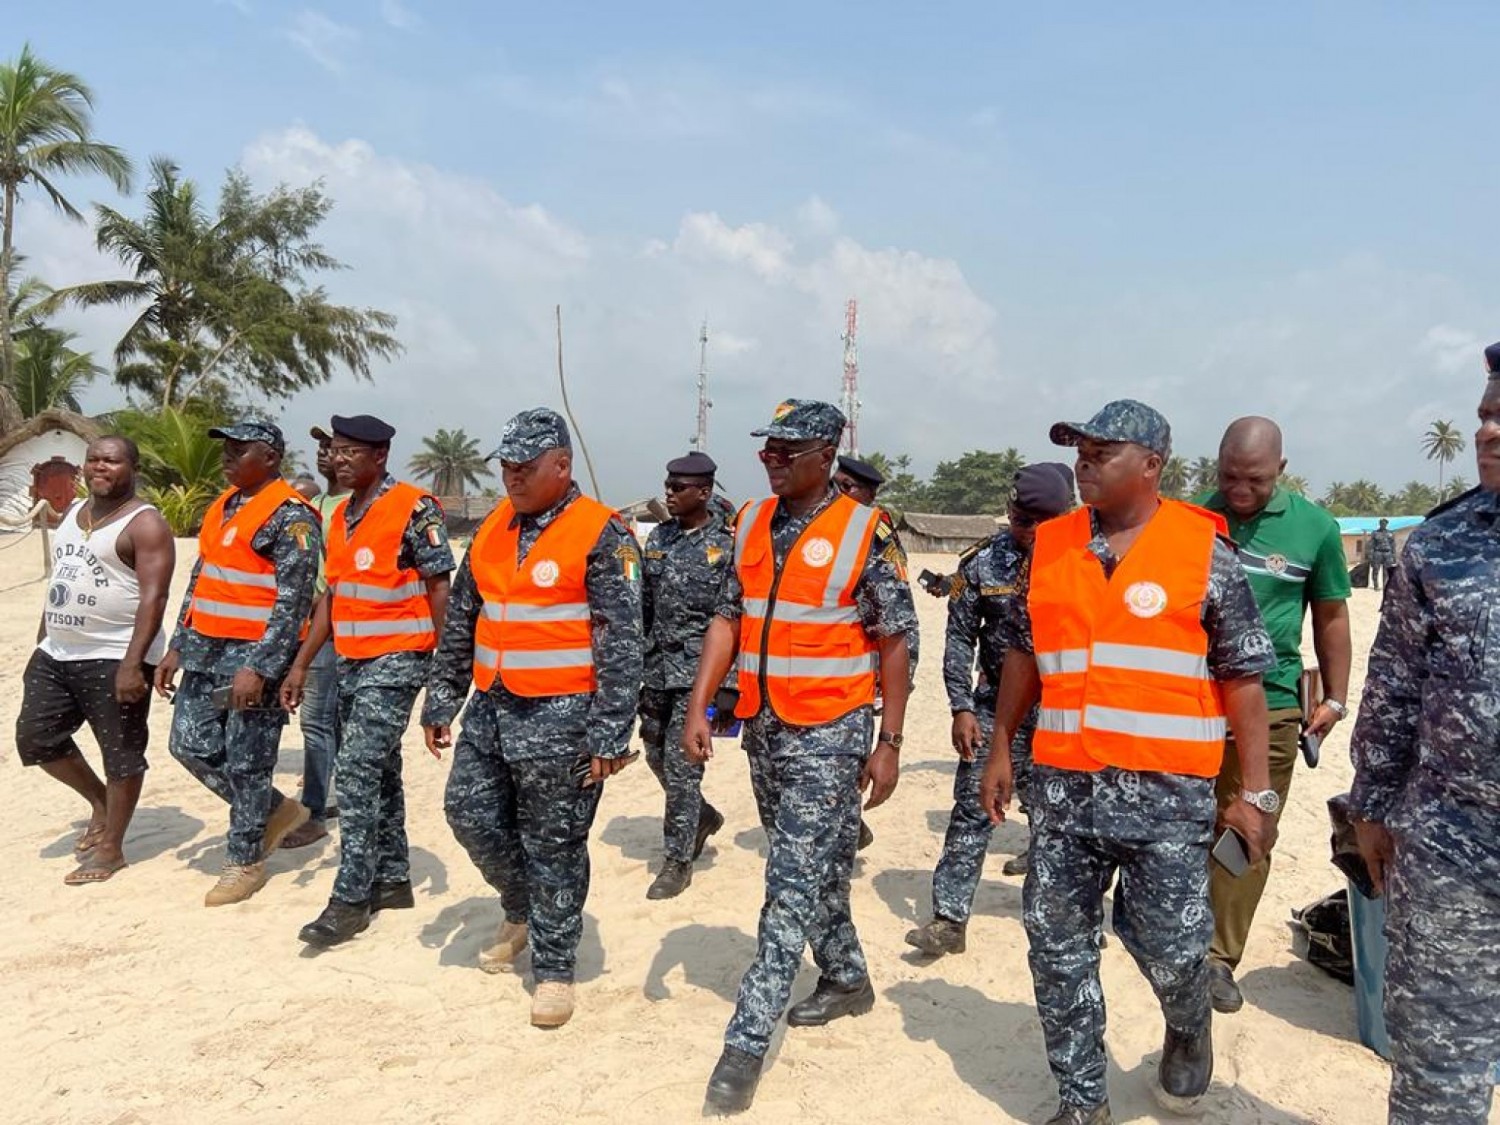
957;535;989;564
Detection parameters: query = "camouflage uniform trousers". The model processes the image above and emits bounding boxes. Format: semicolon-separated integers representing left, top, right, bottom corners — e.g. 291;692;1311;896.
168;669;291;865
930;708;1034;924
443;691;603;983
723;710;869;1057
1384;840;1500;1125
1024;826;1212;1108
330;677;422;904
639;687;720;863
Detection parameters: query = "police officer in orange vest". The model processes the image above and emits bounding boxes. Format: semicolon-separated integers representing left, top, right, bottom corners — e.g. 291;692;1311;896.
281;414;453;947
421;408;643;1029
682;399;917;1115
978;400;1279;1125
155;421;322;907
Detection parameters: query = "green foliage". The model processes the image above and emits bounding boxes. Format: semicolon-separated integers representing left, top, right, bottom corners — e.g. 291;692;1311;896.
1280;473;1310;497
863;451;926;515
409;427;493;497
109;406;227;533
1421;419;1466;500
10;325;99;414
921;448;1026;514
141;481;217;536
1160;456;1191;499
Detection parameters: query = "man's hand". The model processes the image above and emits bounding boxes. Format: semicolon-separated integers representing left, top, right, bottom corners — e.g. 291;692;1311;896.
951;710;981;761
153;650;181;699
589;753;636;786
423;724;451;760
860;743;900;809
1354;820;1396;896
1220;798;1278;866
230;667;265;711
979;744;1014;824
115;661;149;705
682;710;714;764
1305;702;1343;739
280;664;308;712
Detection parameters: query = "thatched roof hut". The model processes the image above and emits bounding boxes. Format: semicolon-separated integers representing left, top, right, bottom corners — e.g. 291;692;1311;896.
0;410;103;527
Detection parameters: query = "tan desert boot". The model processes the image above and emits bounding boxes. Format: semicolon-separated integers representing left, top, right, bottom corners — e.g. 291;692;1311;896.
530;981;575;1028
205;862;268;907
478;920;528;974
261;798;311;859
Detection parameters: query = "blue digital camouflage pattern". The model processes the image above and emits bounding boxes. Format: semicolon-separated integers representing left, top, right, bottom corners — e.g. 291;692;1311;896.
642;508;735;691
1049;399;1172;459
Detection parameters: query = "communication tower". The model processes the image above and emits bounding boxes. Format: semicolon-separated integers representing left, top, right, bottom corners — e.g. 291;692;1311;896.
692;319;711;452
840;298;860;454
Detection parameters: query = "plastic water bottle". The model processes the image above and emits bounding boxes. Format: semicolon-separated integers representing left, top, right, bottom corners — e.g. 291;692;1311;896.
705;703;743;739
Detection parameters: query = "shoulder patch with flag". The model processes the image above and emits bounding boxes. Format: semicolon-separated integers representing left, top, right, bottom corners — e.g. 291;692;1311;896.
288;521;315;551
616;543;641;582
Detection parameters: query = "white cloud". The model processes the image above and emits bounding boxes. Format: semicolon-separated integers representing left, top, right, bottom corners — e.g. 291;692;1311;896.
285;10;358;74
379;0;419;30
795;196;840;238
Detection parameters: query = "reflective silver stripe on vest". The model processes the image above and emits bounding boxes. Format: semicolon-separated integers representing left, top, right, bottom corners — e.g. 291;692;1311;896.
499;648;594;670
480;602;591;623
1084;705;1226;743
1037;708;1081;733
741;597;859;626
821;503;878;607
334;580;426;604
1035;648;1089;675
334;618;434;638
201;563;277;589
193;598;272;622
1090;642;1209;681
733;499;769;568
475;643;499;668
740;651;876;678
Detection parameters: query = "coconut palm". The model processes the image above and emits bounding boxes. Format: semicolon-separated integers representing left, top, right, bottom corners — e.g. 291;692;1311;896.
0;46;132;400
1421;419;1466;500
1279;473;1310;497
1160;456;1191;499
10;326;100;415
409;427;492;497
1189;455;1218;495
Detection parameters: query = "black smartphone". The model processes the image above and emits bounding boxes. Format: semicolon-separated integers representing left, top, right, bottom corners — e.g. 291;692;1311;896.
210;684;279;712
918;568;939;585
1211;828;1251;877
1299;727;1321;769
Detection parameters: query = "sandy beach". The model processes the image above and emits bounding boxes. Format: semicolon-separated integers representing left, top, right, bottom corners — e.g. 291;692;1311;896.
0;536;1487;1125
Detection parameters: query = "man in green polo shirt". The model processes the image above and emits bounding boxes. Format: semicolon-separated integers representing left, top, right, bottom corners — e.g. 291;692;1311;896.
1196;416;1352;1014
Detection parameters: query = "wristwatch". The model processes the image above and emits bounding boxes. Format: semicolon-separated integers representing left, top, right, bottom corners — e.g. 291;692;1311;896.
878;730;904;751
1322;698;1348;719
1241;788;1281;814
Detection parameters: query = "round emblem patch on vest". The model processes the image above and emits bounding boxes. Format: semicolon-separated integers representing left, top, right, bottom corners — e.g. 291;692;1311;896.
354;546;376;571
801;537;835;567
1265;553;1287;575
221;527;237;547
531;559;561;588
1124;581;1168;618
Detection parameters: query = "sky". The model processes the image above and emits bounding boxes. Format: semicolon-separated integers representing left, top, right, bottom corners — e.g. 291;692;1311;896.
10;2;1500;503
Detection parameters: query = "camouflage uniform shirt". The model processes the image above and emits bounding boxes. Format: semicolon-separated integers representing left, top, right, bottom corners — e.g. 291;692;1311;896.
422;483;643;760
642;508;736;690
944;528;1032;718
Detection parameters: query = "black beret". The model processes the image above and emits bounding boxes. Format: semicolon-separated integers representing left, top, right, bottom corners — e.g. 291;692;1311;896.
666;451;717;477
1013;462;1075;518
330;414;396;444
836;455;885;488
1486;341;1500;377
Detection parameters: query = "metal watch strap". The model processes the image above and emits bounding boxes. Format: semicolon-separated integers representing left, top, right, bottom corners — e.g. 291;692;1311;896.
1322;698;1348;719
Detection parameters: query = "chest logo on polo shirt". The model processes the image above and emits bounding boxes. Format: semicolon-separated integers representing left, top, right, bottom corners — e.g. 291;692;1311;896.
1124;581;1168;618
221;527;237;547
354;547;376;571
801;537;835;567
531;559;560;588
1265;553;1288;576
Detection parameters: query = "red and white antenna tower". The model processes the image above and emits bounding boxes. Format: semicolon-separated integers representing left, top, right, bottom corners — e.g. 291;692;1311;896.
691;319;711;452
839;298;860;454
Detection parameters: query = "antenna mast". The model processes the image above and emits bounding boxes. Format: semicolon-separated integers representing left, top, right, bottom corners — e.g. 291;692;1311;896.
839;298;860;454
692;319;711;452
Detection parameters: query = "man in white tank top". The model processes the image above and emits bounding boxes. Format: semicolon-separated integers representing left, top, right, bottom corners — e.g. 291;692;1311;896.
17;436;175;884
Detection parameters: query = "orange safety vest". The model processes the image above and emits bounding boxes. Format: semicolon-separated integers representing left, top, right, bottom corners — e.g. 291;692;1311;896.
469;494;615;696
1029;500;1228;777
733;493;879;724
188;479;314;641
325;481;437;659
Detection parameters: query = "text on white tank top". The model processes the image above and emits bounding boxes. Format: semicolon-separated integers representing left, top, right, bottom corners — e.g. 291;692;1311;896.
38;500;167;664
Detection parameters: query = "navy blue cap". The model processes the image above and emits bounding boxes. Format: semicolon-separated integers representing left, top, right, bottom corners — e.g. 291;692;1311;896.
208;421;285;455
836;455;885;489
1013;462;1075;518
1486;341;1500;377
1050;399;1171;459
666;451;717;477
330;414;395;445
751;399;846;444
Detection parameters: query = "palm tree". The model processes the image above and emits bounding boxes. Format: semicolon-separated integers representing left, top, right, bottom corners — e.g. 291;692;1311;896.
10;326;99;415
1421;419;1466;500
1344;479;1386;514
0;46;132;399
1279;473;1310;497
1189;455;1218;495
1160;456;1191;499
409;428;492;497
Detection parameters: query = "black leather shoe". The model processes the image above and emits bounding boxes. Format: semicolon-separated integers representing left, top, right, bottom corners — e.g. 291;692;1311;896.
1208;961;1243;1013
1045;1102;1113;1125
647;860;692;900
298;899;371;947
857;819;874;851
1159;1021;1214;1099
704;1046;763;1115
693;807;725;860
371;879;414;913
786;976;876;1027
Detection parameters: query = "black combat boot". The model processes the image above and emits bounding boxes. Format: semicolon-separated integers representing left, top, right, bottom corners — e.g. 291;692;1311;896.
1208;961;1243;1013
693;806;725;860
1159;1020;1214;1099
298;898;371;947
704;1046;764;1115
371;879;414;913
786;976;875;1026
857;819;875;850
647;860;693;900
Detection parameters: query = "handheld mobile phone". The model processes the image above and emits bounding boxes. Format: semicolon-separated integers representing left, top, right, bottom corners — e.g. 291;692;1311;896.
210;684;279;712
1211;827;1251;877
918;568;939;585
1299;727;1321;769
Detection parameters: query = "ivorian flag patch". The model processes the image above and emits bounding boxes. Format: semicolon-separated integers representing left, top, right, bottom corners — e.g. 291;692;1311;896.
617;545;640;582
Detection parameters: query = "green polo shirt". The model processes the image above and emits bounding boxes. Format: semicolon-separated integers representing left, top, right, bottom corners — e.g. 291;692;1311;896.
1193;486;1350;711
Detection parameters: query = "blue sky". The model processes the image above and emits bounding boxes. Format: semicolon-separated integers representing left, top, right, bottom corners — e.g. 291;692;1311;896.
11;3;1500;502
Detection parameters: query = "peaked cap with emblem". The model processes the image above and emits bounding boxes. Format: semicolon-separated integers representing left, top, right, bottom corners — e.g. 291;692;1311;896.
751;399;846;444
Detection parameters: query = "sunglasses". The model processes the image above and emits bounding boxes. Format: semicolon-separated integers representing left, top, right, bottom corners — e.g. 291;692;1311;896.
757;444;828;468
663;479;707;493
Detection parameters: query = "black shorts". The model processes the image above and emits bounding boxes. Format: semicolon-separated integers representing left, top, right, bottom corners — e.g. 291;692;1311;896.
16;649;153;780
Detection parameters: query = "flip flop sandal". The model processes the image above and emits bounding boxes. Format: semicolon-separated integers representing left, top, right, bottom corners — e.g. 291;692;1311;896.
64;858;127;886
73;824;106;855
